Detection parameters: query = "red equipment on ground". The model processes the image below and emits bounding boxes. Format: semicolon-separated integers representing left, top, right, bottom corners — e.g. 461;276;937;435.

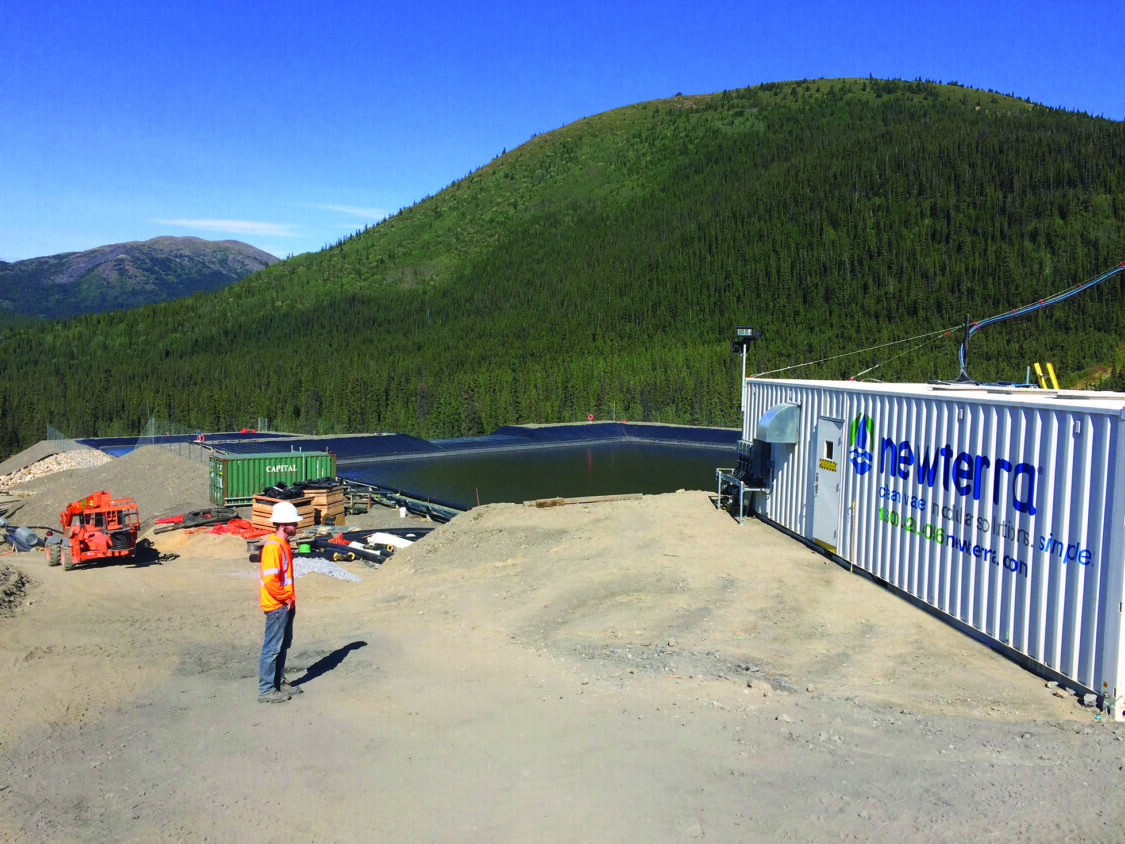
53;491;140;571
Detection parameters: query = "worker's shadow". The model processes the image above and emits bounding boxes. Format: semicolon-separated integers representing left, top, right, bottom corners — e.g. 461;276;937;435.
292;641;367;687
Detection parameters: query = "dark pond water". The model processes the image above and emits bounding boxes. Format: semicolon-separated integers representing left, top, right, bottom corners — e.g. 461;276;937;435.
339;441;734;509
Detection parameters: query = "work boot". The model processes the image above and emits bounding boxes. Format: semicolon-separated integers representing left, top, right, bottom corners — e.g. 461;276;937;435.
280;679;304;695
257;688;291;704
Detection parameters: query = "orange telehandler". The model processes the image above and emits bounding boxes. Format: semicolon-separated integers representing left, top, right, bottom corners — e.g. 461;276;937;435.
51;491;140;570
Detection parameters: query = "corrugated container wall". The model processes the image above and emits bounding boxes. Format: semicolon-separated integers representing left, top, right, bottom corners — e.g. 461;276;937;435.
209;452;337;507
741;379;1125;719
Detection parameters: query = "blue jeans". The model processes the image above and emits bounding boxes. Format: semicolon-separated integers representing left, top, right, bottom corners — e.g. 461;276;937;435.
259;606;295;695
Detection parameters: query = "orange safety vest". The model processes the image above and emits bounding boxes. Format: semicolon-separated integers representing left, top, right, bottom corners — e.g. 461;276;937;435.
259;536;295;612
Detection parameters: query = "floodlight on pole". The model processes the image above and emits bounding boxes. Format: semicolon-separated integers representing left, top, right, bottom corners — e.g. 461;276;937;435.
730;327;761;413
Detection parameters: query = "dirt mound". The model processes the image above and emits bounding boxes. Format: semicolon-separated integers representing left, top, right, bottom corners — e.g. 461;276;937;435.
4;445;211;530
0;564;29;616
0;485;1121;838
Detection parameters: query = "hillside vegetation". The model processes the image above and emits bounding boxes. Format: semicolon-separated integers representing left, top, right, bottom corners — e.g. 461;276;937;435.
1;78;1123;455
0;236;277;320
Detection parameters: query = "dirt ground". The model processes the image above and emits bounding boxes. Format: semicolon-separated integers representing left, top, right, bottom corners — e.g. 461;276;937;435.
0;445;1123;841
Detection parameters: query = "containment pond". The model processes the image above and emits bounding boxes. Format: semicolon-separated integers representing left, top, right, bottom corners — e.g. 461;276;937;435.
340;440;733;509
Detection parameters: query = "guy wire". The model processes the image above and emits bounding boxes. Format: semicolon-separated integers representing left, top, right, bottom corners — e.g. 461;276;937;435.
752;326;958;378
850;332;949;380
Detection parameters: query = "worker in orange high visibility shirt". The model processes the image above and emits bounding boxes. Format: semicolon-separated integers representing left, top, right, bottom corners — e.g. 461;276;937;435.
257;501;303;703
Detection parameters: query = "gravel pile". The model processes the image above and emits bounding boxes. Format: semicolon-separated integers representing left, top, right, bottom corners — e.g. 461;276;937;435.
293;556;363;581
230;556;365;582
2;445;212;530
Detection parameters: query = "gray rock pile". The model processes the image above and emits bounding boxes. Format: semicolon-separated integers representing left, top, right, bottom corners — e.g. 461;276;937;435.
0;450;112;486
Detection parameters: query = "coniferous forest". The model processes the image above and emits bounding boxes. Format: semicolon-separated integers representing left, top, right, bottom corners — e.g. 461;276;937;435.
1;78;1123;457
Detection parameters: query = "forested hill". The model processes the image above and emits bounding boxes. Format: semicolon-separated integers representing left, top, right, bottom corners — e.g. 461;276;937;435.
0;78;1123;455
0;237;277;320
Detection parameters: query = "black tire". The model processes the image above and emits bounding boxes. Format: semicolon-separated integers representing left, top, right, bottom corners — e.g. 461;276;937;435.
48;544;61;567
62;548;75;571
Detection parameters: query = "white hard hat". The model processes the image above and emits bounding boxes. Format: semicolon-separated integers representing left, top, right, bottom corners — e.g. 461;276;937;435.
270;501;301;524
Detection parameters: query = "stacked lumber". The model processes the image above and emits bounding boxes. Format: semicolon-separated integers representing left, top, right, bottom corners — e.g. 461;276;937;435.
251;495;314;531
304;485;347;526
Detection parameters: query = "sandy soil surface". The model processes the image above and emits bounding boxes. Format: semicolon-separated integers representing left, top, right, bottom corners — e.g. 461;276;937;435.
0;445;1122;841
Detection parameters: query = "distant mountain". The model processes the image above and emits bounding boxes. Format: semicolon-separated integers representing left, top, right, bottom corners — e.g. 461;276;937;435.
0;236;277;319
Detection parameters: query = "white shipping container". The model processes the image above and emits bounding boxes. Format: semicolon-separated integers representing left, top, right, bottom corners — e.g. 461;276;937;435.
738;378;1125;719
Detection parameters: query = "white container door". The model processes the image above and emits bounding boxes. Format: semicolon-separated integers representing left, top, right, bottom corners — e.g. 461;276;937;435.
812;417;843;553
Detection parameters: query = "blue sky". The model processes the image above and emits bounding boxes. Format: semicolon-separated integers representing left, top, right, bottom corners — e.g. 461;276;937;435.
2;0;1121;262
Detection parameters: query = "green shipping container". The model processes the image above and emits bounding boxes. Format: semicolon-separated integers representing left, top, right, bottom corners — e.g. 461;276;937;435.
209;452;337;506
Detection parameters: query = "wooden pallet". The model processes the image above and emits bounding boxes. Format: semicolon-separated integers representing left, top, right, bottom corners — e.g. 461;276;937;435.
251;495;314;531
303;487;347;526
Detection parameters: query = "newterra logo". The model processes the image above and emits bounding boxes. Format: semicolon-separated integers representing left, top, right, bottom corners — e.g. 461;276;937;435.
848;414;875;475
847;414;1039;515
